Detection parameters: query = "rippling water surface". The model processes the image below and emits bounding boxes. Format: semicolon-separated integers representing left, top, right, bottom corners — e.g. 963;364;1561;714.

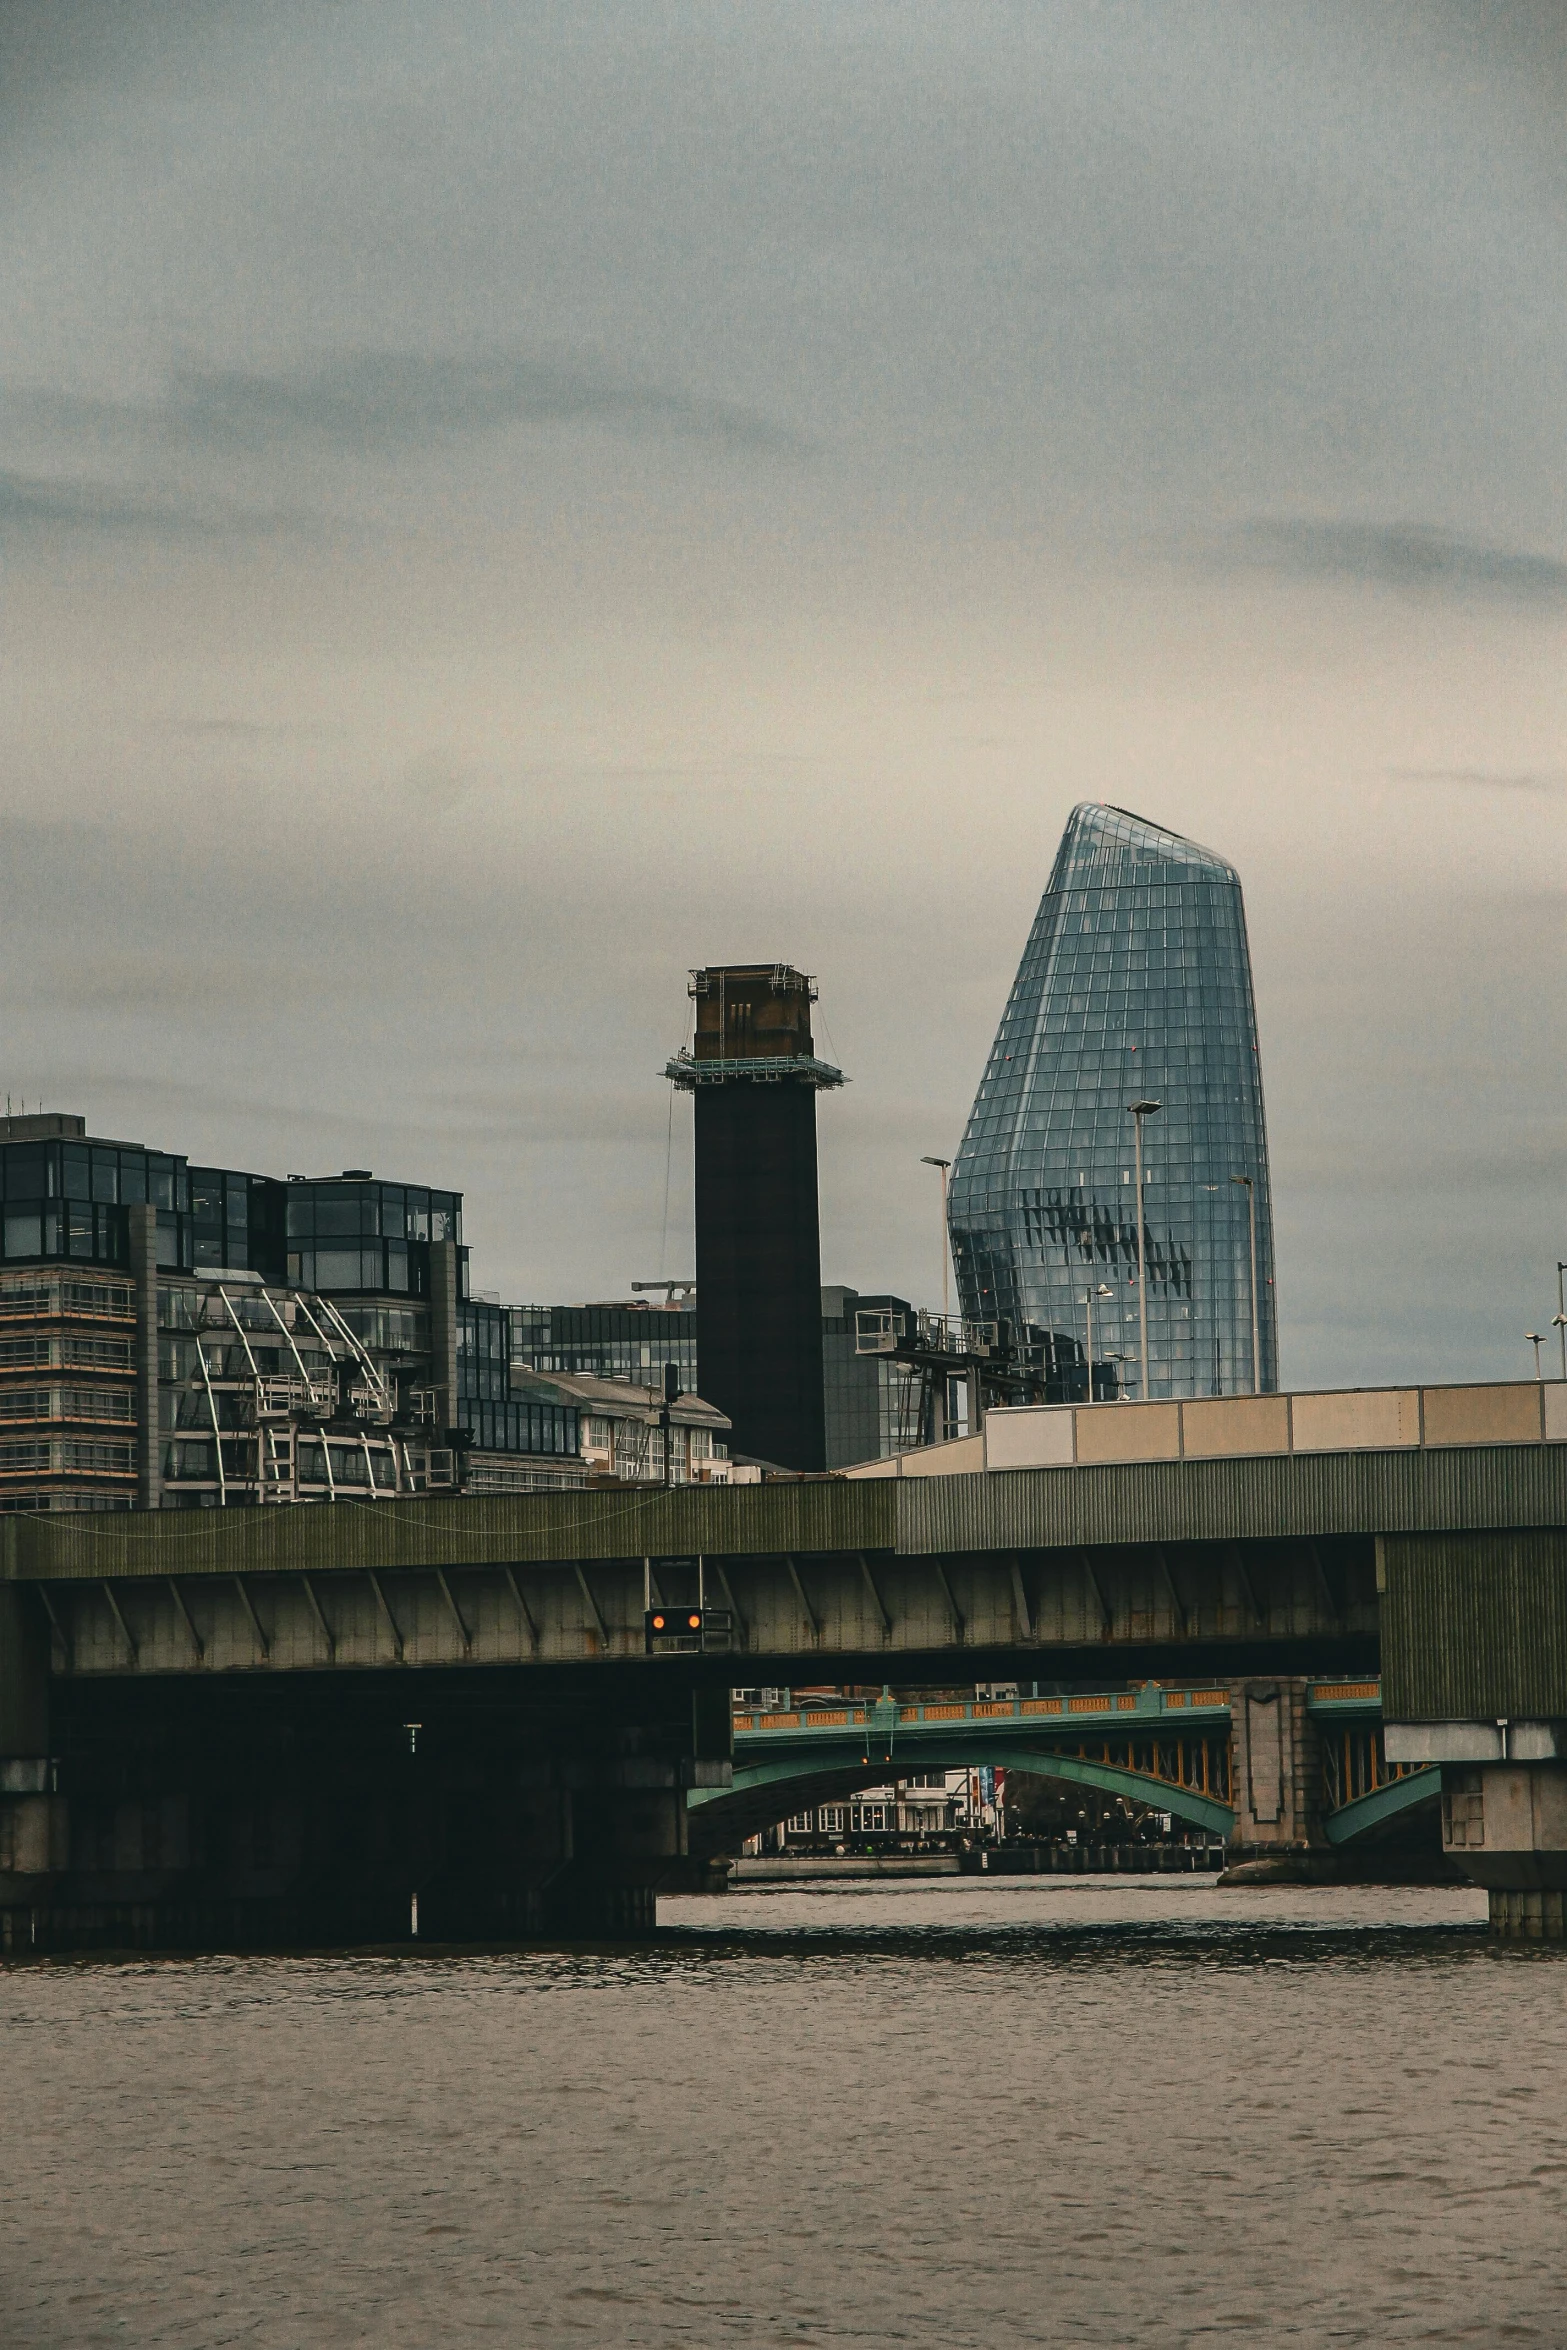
6;1878;1566;2347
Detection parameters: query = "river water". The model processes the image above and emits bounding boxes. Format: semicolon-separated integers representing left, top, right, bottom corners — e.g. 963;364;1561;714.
5;1878;1566;2348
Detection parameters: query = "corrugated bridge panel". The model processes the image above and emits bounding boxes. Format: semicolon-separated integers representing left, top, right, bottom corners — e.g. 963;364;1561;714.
1380;1530;1567;1721
895;1446;1567;1555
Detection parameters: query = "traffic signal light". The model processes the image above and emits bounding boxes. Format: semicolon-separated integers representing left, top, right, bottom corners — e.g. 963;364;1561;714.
647;1609;703;1636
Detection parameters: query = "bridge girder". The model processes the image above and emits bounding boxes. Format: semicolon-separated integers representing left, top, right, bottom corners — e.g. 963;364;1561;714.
688;1734;1235;1853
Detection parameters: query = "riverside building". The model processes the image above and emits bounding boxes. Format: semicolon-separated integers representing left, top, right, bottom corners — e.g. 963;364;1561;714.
0;1114;581;1512
949;804;1278;1401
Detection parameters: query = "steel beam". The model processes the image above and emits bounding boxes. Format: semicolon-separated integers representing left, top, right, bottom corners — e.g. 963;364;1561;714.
1153;1546;1187;1637
785;1555;821;1640
101;1581;138;1665
712;1558;748;1643
36;1583;71;1671
367;1570;404;1663
434;1568;472;1658
502;1565;540;1652
858;1551;893;1640
167;1577;205;1663
571;1563;607;1648
232;1574;270;1662
300;1575;336;1662
1008;1552;1033;1642
1081;1550;1112;1636
1228;1542;1264;1631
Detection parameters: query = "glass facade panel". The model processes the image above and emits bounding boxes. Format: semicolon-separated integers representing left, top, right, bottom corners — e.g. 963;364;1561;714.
510;1304;699;1386
949;803;1277;1399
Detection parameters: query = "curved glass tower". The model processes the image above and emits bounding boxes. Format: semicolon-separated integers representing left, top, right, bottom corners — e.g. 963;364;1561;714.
949;803;1277;1399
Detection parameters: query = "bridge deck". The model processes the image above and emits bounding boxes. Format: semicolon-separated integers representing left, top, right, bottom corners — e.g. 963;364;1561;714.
4;1442;1558;1676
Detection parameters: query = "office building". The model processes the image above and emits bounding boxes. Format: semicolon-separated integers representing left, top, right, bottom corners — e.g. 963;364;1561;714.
0;1114;580;1511
821;1286;927;1467
667;965;842;1470
948;803;1277;1400
519;1368;732;1487
509;1299;698;1389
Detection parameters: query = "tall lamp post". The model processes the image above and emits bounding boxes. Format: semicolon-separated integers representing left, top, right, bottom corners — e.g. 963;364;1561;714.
1526;1332;1545;1382
1230;1174;1260;1396
921;1157;952;1329
1128;1101;1161;1401
1083;1281;1113;1402
1557;1261;1567;1381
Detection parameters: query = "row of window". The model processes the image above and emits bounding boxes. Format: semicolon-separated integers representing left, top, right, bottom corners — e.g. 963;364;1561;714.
0;1387;135;1423
0;1142;184;1209
283;1185;460;1244
0;1334;133;1369
457;1301;512;1402
161;1437;403;1487
285;1244;460;1299
161;1338;332;1383
0;1276;134;1320
0;1438;135;1476
461;1401;581;1458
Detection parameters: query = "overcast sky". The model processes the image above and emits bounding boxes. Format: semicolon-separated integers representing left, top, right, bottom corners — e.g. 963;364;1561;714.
3;1;1564;1386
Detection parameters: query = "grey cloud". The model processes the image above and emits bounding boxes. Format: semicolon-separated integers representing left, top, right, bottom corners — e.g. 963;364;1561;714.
1382;767;1566;794
163;349;804;458
26;954;326;1018
172;718;349;741
0;465;311;540
1208;520;1567;603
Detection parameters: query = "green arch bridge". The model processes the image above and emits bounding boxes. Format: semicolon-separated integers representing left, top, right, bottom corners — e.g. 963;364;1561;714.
688;1678;1435;1856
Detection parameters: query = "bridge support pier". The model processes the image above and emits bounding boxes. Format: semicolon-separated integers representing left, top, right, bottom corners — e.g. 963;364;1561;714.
1440;1753;1567;1941
0;1586;64;1947
1227;1676;1327;1858
1385;1725;1567;1939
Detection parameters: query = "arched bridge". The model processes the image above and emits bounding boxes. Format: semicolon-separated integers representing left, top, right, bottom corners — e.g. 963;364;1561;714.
687;1678;1437;1856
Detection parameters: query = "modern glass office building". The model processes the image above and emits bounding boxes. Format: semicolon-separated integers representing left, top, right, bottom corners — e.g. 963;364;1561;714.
949;803;1277;1399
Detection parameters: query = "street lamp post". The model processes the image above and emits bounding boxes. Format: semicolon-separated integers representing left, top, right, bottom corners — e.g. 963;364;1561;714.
921;1156;952;1332
1526;1332;1545;1382
1128;1101;1161;1401
1230;1174;1260;1396
1083;1281;1113;1402
1557;1261;1567;1381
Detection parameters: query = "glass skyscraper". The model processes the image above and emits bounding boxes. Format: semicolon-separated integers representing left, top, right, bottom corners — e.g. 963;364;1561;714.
949;803;1277;1400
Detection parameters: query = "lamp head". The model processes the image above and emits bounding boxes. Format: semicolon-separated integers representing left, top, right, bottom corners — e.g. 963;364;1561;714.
1128;1099;1162;1117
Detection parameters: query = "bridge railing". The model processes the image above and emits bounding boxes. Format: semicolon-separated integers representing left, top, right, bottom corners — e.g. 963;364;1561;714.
734;1677;1384;1739
734;1686;1232;1737
850;1377;1567;1477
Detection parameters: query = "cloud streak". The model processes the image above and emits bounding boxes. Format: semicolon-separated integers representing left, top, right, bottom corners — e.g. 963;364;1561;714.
0;466;313;541
1382;767;1566;794
8;347;808;466
1200;520;1567;604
